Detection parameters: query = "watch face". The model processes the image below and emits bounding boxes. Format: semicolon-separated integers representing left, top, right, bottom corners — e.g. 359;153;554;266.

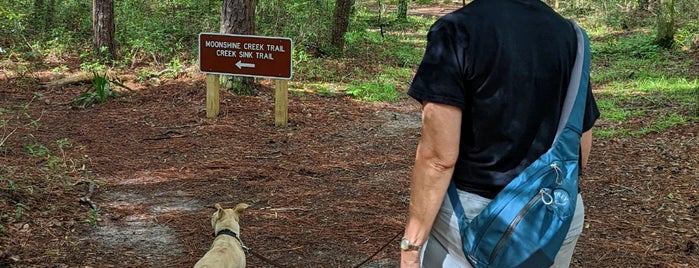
400;238;409;250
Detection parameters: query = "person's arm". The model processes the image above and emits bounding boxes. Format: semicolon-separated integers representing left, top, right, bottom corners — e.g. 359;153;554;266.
401;102;462;268
580;129;593;169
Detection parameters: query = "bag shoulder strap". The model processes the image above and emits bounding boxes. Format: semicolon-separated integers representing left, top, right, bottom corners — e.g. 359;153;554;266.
553;22;591;143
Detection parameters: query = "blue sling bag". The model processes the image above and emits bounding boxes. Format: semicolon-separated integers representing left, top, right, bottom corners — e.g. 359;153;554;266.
447;22;591;268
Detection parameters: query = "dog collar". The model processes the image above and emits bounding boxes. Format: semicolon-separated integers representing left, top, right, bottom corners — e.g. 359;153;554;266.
215;229;249;251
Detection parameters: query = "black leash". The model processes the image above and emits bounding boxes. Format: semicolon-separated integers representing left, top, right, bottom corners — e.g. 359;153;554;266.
217;229;287;268
219;229;401;268
247;248;288;268
352;231;402;268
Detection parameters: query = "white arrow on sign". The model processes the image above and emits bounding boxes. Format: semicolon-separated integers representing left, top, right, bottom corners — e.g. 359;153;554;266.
235;60;255;69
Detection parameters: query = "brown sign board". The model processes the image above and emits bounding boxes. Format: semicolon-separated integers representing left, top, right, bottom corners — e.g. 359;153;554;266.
199;33;293;80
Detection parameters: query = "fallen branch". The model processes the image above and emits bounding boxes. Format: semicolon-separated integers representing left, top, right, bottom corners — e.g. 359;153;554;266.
155;123;201;129
0;127;18;148
75;180;99;210
244;154;282;159
40;73;92;89
245;150;282;159
262;246;304;254
140;130;185;141
268;207;310;212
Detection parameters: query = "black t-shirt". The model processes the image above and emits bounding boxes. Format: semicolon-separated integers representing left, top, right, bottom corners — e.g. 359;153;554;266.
408;0;600;198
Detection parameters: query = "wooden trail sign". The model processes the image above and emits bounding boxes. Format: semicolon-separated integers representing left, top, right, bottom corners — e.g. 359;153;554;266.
199;33;293;80
199;33;293;126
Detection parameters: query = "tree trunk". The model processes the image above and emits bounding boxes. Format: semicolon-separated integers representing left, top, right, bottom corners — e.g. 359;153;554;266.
92;0;115;59
397;0;408;21
655;0;675;48
221;0;255;35
331;0;355;53
221;0;256;91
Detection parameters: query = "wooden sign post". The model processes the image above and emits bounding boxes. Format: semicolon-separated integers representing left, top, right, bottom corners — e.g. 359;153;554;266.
198;33;293;126
275;80;288;127
205;74;220;118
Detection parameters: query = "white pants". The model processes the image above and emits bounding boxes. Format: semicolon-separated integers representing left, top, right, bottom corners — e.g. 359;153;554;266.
420;190;585;268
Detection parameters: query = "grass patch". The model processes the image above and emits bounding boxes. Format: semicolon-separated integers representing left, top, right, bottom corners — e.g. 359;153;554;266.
346;81;400;102
594;77;697;137
590;30;695;84
595;98;640;122
630;113;686;136
584;14;699;138
594;127;629;138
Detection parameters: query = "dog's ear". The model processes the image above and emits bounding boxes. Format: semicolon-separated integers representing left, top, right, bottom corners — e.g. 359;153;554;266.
233;203;250;216
214;203;225;219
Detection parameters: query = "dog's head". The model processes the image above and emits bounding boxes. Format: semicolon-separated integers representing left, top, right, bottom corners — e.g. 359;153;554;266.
211;203;250;234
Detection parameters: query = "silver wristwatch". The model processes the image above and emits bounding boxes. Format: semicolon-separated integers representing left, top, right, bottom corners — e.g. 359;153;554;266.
400;237;421;251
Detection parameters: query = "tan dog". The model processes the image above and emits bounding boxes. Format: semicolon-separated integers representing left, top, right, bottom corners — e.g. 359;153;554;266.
194;203;250;268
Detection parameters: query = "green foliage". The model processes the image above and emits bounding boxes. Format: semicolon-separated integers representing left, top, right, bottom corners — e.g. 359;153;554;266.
292;49;337;81
2;0;216;64
1;99;40;153
1;94;98;233
24;143;49;157
2;0;697;131
593;32;660;59
165;57;185;78
48;138;72;174
631;113;686;136
590;30;696;85
569;0;699;137
675;21;699;51
21;138;79;182
0;4;28;47
345;30;384;47
257;0;334;52
346;82;399;102
317;87;338;97
383;43;424;68
115;1;219;63
588;16;698;137
228;80;258;96
72;71;130;108
3;176;18;192
594;75;697;136
56;138;72;151
14;202;26;220
1;1;91;52
415;0;445;4
319;6;431;87
85;207;101;224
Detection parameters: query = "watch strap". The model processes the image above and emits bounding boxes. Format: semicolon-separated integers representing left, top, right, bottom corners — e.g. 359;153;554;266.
401;237;421;251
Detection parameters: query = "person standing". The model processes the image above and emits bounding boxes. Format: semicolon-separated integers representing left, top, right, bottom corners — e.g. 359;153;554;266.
400;0;600;267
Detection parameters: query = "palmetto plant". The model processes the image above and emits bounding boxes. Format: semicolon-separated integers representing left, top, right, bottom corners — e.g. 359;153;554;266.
72;71;130;108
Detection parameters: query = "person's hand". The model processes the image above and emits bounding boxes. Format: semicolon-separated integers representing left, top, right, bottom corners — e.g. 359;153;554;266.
400;250;420;268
